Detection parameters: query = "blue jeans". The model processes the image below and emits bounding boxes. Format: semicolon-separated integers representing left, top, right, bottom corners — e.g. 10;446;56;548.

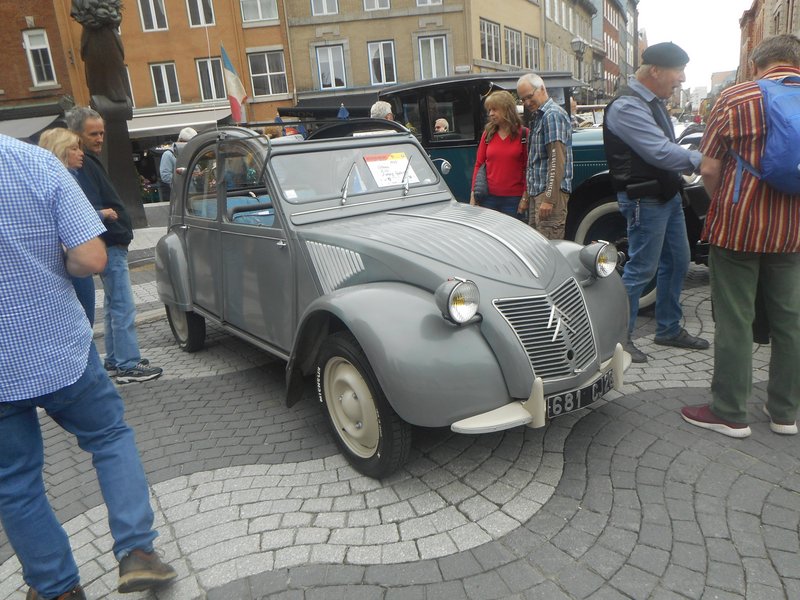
100;246;141;370
479;194;526;220
0;345;156;598
617;192;690;338
71;275;96;327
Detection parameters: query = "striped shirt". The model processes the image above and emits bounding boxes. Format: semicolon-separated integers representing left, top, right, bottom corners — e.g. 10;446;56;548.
527;98;573;195
0;134;105;402
700;66;800;253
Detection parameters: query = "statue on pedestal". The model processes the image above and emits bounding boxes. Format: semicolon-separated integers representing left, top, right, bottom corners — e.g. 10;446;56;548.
71;0;147;227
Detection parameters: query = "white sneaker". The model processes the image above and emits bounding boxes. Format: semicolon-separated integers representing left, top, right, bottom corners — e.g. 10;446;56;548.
762;404;798;435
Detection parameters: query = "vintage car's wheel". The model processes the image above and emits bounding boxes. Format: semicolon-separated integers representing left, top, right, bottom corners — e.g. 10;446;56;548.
317;332;411;479
165;304;206;352
573;198;657;310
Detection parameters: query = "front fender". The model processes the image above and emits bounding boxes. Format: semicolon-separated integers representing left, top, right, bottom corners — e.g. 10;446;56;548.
155;230;192;310
292;282;512;428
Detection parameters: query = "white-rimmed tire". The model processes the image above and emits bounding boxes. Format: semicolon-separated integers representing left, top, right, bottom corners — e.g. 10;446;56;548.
316;332;411;479
572;199;656;310
165;304;206;352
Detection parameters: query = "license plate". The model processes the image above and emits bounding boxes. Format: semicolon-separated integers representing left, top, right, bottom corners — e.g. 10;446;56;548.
546;370;614;419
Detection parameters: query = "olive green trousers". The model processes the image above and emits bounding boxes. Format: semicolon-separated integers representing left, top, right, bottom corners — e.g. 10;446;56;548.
709;246;800;423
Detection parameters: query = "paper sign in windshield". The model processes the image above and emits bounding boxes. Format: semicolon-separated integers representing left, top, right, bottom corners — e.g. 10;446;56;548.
364;152;419;188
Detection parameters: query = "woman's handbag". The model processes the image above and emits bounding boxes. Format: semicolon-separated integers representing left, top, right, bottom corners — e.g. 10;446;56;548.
473;163;489;201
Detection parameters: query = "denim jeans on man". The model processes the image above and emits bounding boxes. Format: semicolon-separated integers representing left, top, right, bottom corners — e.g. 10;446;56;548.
617;191;690;337
0;345;156;598
101;245;141;370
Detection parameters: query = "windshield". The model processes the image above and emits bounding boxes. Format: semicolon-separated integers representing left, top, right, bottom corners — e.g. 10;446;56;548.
270;142;438;203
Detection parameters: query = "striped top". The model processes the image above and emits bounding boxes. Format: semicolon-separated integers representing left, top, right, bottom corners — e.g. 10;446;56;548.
700;66;800;252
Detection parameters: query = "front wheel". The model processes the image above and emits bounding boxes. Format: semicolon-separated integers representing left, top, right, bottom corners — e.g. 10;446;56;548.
165;304;206;352
572;199;656;310
316;332;411;479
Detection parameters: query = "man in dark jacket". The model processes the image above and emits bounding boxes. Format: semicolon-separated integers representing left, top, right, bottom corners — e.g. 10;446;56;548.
603;42;709;363
66;107;163;384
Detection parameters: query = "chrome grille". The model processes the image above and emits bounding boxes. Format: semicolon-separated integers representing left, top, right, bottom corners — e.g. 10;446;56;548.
493;278;597;380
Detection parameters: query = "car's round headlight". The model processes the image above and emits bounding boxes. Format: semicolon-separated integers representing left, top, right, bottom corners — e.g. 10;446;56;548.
580;241;618;278
435;279;480;324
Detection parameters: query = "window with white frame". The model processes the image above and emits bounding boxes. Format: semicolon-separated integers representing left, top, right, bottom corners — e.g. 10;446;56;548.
139;0;168;31
150;63;180;104
241;0;278;21
416;0;442;5
368;40;396;84
480;19;501;63
22;30;56;87
197;57;225;101
504;27;522;67
524;34;539;70
419;35;446;79
187;0;215;26
364;0;389;9
312;0;338;15
544;42;553;71
248;50;288;96
316;46;346;89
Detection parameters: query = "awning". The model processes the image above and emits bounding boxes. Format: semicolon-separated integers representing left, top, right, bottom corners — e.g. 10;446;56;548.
0;114;61;140
127;107;232;138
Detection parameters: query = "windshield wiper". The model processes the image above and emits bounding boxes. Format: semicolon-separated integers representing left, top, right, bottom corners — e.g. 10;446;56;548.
339;161;357;205
401;156;413;196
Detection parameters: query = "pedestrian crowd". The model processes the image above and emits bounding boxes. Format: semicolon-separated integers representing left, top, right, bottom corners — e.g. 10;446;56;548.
1;33;799;600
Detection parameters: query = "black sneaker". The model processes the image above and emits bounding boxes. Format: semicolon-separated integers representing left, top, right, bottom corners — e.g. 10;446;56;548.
115;361;163;384
26;585;86;600
623;337;648;363
106;358;149;379
118;549;177;593
653;328;710;350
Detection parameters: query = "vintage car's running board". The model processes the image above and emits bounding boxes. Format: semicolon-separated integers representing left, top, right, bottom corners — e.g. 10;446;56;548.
450;343;628;434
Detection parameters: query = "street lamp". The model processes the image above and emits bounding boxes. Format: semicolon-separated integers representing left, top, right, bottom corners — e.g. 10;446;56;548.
570;36;588;82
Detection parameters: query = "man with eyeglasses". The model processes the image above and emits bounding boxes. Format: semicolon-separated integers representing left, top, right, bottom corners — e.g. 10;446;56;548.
516;73;573;240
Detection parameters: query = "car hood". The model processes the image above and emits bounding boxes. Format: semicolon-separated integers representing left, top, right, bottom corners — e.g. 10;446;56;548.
298;201;560;292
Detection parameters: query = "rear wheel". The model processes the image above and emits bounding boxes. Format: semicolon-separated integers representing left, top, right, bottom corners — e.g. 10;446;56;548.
165;304;206;352
316;332;411;479
572;198;656;310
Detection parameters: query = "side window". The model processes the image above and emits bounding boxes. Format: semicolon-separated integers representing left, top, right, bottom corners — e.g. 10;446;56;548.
186;148;218;219
426;87;477;143
387;93;421;139
222;145;276;227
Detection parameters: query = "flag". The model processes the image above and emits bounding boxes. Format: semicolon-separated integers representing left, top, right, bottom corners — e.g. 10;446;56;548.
337;103;350;120
221;45;248;123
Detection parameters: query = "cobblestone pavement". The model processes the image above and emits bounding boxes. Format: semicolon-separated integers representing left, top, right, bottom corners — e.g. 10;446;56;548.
1;260;798;600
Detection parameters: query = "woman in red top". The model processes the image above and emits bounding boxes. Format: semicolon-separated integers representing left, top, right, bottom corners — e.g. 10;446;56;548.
470;90;528;219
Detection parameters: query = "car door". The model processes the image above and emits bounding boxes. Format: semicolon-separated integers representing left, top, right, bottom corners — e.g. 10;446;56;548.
183;145;222;318
218;141;295;354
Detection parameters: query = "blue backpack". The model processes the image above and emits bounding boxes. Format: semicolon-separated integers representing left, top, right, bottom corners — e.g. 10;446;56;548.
731;75;800;202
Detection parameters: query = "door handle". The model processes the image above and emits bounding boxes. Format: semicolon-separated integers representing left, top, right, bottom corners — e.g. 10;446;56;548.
276;240;287;248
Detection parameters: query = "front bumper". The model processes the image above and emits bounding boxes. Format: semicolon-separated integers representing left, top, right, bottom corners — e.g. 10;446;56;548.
450;343;630;434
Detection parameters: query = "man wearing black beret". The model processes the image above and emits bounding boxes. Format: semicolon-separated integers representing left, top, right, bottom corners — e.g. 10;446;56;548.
603;41;709;363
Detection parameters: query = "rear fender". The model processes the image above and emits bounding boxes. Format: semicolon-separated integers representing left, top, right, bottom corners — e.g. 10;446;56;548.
155;230;192;310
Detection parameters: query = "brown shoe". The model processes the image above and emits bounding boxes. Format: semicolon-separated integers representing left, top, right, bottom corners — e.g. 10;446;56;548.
26;585;85;600
118;549;177;593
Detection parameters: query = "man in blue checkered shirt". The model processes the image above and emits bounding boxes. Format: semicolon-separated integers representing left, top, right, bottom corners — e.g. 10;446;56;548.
0;134;176;598
517;73;573;239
